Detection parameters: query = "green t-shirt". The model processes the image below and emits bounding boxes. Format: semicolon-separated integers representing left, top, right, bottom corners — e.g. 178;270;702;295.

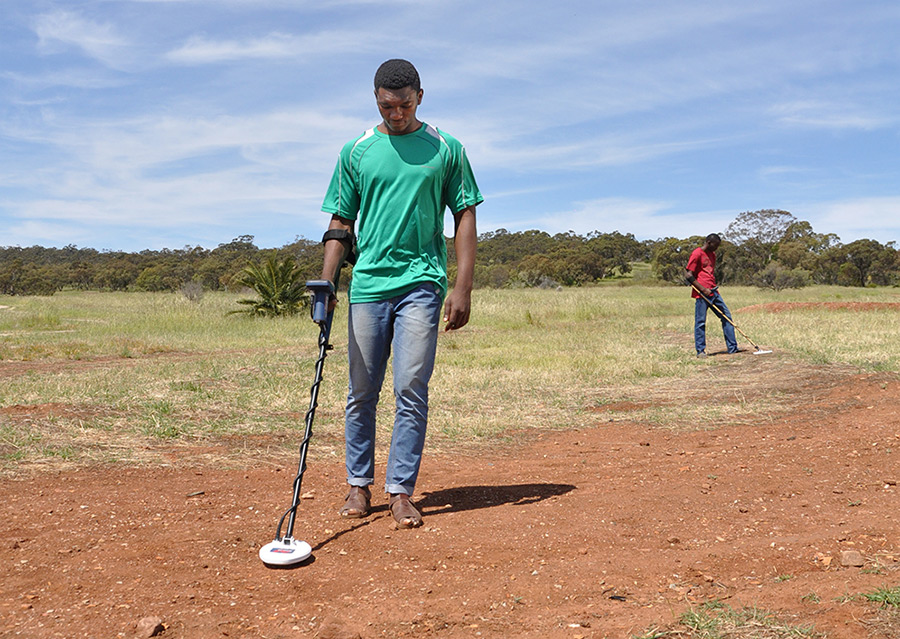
321;123;483;303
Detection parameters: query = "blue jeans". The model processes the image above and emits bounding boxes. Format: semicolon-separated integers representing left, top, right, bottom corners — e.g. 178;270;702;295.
694;290;738;354
344;284;442;496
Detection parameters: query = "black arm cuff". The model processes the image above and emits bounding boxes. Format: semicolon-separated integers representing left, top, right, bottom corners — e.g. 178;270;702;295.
322;229;357;265
685;272;697;285
322;229;355;245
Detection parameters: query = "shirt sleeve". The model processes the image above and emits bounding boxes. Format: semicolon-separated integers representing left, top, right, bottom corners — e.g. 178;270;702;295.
686;249;701;274
321;147;360;220
443;143;484;214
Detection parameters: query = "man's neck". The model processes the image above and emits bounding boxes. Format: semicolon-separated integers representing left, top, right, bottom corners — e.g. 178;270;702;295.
377;120;422;136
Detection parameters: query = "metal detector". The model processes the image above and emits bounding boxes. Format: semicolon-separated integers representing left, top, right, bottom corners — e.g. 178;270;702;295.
690;283;773;355
258;278;338;567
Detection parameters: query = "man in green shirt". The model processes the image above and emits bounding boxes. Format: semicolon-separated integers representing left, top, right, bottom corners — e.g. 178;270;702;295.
319;59;483;528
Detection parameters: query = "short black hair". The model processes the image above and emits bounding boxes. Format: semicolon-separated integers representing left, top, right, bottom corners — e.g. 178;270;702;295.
374;59;420;92
706;233;721;244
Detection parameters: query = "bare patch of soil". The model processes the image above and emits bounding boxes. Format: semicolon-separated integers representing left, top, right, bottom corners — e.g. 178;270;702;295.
1;354;899;638
0;403;121;421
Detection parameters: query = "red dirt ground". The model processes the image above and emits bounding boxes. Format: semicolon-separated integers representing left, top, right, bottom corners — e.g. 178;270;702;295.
1;354;899;638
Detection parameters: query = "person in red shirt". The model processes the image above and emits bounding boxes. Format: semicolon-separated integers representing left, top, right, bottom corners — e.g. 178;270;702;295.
685;234;738;357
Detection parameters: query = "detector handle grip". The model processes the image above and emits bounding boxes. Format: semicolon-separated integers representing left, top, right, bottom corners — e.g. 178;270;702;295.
306;280;335;325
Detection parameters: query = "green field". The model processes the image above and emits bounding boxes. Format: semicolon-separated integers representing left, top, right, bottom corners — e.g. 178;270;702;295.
1;285;899;469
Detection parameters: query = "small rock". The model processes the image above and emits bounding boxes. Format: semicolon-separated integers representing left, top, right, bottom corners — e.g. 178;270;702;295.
840;550;865;567
667;536;680;545
134;616;164;638
815;553;833;568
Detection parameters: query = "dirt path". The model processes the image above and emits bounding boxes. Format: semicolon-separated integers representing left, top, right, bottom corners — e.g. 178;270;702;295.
1;361;899;638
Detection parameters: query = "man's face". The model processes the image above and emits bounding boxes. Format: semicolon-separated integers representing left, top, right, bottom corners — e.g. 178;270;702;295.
375;86;423;135
708;239;721;252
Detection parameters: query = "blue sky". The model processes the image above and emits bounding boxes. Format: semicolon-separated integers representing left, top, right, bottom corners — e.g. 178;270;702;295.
2;0;899;252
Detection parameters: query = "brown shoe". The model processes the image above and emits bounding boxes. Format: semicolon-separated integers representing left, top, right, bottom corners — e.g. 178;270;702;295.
389;493;422;529
339;485;371;519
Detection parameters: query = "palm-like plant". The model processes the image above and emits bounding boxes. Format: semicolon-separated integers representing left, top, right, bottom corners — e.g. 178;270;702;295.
230;252;309;317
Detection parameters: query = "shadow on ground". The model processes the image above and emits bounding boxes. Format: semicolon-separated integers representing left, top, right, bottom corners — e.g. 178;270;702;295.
417;483;577;515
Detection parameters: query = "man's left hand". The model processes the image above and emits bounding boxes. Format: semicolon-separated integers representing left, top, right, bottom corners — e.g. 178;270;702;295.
442;288;471;331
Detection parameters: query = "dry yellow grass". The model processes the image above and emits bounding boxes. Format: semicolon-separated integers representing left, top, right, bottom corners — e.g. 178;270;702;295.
2;285;899;470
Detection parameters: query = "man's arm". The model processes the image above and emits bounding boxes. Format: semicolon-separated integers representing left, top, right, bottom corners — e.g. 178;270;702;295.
685;267;713;298
443;205;476;331
320;215;355;309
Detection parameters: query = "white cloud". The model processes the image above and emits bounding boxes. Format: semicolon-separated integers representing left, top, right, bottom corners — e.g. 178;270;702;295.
2;69;127;92
5;107;365;172
808;197;900;243
480;195;749;241
0;106;373;248
758;165;811;180
433;107;735;177
772;100;894;130
6;164;330;249
167;32;307;63
165;29;391;64
33;11;133;70
504;198;677;238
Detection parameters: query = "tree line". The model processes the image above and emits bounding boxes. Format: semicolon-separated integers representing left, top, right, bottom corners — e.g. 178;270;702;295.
1;210;898;296
0;235;320;297
652;210;899;290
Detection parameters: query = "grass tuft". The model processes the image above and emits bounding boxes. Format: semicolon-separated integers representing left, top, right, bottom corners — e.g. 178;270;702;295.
675;601;822;638
864;586;900;607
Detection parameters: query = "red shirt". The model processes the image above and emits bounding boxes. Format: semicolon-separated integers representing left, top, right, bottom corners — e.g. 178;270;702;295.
686;247;716;298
